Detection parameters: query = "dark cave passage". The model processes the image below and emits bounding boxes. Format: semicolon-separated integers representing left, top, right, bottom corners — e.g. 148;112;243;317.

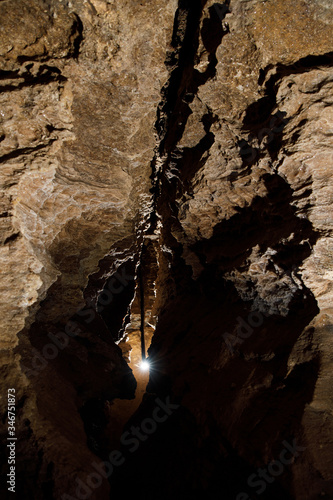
2;1;332;500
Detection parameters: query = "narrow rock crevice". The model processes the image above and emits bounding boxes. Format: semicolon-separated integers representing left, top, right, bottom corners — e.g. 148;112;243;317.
1;1;333;499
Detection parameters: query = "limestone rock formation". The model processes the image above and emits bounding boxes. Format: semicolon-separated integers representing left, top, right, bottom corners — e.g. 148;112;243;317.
0;1;332;499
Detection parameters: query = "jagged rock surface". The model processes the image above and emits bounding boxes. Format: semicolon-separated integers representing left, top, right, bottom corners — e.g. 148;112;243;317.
0;1;332;499
0;0;177;498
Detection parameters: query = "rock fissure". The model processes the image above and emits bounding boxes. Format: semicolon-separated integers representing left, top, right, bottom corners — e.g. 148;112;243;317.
0;1;333;499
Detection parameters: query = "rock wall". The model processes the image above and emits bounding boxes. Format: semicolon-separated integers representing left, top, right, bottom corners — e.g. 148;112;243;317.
0;0;177;498
0;1;332;499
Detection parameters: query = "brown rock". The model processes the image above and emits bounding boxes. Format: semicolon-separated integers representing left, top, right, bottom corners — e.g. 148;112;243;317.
0;0;333;499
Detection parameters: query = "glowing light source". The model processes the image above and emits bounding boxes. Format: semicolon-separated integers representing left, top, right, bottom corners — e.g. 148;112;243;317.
140;359;150;372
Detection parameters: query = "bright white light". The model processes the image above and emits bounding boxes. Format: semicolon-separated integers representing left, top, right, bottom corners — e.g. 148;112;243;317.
140;360;150;371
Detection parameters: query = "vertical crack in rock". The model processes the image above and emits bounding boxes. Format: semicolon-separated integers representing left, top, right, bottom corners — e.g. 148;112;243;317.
0;1;179;498
108;2;333;500
0;1;333;499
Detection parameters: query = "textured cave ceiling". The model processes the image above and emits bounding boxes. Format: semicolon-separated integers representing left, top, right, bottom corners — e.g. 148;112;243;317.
0;1;333;499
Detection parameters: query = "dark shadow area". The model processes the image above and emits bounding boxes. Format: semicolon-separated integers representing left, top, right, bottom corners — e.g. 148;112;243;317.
98;260;136;341
241;106;289;165
191;173;319;271
109;399;291;500
0;64;67;93
108;270;318;499
116;168;320;499
154;0;229;159
15;258;138;497
259;51;333;87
